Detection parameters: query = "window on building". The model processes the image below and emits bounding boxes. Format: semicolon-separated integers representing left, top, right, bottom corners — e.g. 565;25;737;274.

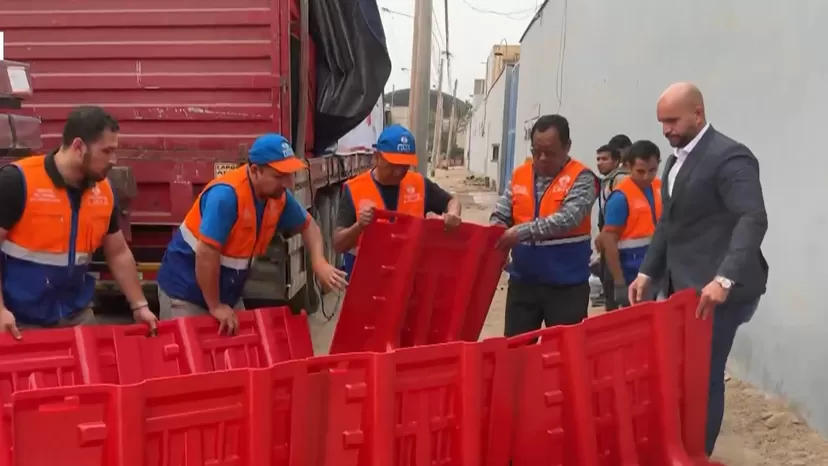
491;143;500;162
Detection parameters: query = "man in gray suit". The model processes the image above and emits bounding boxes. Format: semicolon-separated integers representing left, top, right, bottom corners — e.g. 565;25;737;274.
628;82;769;456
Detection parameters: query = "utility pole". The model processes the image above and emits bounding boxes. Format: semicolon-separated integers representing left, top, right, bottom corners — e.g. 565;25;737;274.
409;0;433;175
444;79;458;169
430;58;444;176
443;0;451;86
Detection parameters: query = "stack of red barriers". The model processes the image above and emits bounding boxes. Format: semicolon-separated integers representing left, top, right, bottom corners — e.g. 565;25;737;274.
0;296;720;465
0;214;722;465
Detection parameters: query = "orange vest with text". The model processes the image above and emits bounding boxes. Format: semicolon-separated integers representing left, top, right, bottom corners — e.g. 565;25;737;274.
2;154;114;324
508;159;595;285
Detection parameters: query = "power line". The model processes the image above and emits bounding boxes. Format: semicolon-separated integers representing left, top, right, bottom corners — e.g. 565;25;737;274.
431;7;445;50
460;0;538;20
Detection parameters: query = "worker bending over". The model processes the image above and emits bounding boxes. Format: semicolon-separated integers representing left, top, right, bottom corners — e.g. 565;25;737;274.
491;114;599;336
0;106;157;338
334;124;462;276
157;134;346;334
596;140;662;308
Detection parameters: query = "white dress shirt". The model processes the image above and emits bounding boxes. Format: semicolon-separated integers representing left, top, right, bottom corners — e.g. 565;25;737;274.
667;123;710;197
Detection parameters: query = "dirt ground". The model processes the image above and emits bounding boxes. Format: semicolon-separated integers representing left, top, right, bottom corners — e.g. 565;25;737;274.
308;167;828;465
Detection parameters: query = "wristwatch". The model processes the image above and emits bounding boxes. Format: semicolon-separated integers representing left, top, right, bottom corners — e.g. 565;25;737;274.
714;276;733;290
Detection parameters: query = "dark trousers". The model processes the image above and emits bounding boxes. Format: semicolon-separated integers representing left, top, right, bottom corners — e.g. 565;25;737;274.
706;297;759;455
600;256;619;311
504;281;591;337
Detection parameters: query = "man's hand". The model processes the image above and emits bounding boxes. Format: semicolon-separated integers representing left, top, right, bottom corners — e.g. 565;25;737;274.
613;283;630;308
210;304;239;336
313;261;348;291
357;202;376;228
132;305;158;334
696;280;729;320
443;212;462;230
0;307;21;340
594;235;605;254
495;226;522;250
628;274;651;304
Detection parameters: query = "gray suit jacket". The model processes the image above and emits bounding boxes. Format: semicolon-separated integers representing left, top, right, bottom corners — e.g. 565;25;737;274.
640;126;769;302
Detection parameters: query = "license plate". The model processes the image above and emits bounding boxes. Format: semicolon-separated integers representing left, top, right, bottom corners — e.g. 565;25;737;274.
214;162;240;178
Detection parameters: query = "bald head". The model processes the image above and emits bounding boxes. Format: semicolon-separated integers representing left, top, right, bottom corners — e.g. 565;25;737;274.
656;82;707;148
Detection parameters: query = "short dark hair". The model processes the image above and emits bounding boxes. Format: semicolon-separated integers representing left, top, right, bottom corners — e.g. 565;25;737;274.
61;106;120;147
531;114;571;144
624;140;661;165
596;144;621;162
608;134;632;150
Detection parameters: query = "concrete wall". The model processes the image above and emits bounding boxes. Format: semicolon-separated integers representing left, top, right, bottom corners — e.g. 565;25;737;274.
483;72;507;190
466;95;487;176
515;0;828;434
389;106;409;128
466;70;509;190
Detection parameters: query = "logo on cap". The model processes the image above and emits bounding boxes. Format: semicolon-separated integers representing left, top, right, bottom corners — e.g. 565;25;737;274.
281;141;294;156
400;136;409;144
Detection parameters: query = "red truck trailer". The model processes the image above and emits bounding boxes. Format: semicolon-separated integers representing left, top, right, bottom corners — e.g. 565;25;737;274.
0;0;391;314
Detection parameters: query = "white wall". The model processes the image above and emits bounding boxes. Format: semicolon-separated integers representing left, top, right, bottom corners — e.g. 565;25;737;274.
516;0;828;434
483;72;507;190
466;72;508;190
466;95;487;175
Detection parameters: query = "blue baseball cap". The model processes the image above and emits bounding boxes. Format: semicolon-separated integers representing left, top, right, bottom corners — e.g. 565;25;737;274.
248;133;307;173
375;124;417;166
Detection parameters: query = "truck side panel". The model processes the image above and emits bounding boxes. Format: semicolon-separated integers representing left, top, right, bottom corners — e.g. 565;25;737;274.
0;0;291;225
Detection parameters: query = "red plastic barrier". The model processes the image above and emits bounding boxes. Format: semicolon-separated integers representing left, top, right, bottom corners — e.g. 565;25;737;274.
0;292;718;466
504;290;713;466
0;306;312;399
330;210;507;354
5;362;311;466
3;340;507;466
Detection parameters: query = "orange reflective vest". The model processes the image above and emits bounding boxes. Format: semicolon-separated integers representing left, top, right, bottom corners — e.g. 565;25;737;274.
612;176;662;283
342;170;425;275
1;154;114;324
157;165;286;307
508;159;595;285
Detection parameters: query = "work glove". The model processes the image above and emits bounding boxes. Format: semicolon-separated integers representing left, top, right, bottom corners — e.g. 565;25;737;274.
613;283;631;308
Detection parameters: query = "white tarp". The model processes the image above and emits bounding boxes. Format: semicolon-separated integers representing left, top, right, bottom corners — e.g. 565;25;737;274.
334;95;384;155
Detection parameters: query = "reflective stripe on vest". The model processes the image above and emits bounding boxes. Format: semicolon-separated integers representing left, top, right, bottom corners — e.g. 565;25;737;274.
344;169;426;258
178;224;251;270
617;237;652;249
1;241;91;266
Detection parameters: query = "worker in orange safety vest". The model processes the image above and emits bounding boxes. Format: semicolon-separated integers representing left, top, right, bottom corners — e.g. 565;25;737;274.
333;124;462;277
491;114;599;337
157;133;347;335
0;106;157;339
595;140;663;308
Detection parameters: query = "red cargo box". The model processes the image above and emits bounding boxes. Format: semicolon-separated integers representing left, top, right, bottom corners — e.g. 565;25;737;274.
330;211;507;354
0;0;295;230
